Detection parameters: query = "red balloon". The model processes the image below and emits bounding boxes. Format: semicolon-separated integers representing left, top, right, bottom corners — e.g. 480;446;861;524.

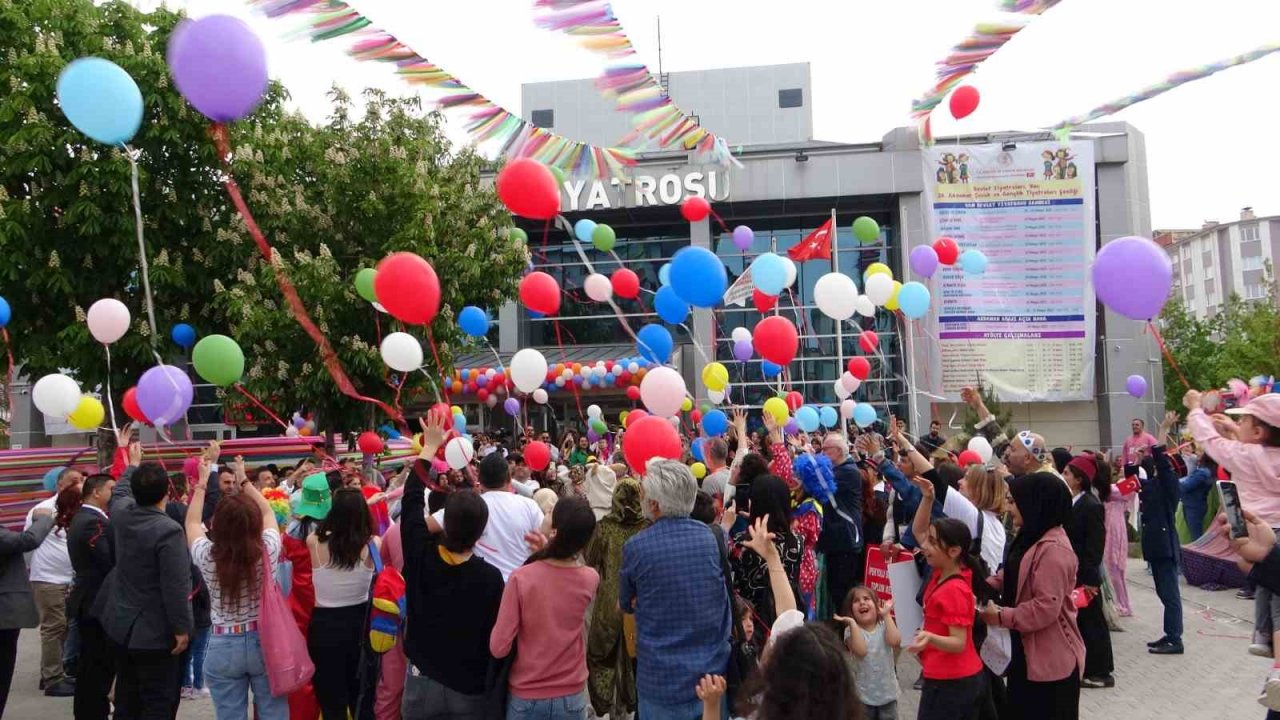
357;431;384;455
428;402;452;427
753;316;799;366
681;196;711;222
690;410;702;424
477;388;490;402
519;271;561;315
611;268;640;299
949;85;980;120
624;408;647;428
495;158;561;220
753;289;778;314
848;356;871;381
623;415;683;474
858;330;879;354
374;252;441;325
784;391;804;412
524;441;551;471
957;450;983;467
122;386;149;424
932;237;960;266
626;385;641;401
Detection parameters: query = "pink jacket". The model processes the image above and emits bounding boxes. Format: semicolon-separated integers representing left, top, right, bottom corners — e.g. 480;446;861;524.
1188;409;1280;526
994;527;1085;681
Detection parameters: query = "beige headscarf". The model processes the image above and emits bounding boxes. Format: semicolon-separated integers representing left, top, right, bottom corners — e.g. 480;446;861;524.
583;463;617;520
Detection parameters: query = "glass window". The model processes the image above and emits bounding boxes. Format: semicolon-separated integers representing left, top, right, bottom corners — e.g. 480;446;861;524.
778;88;803;109
1185;284;1196;300
1241;224;1260;242
1245;284;1268;300
531;109;554;128
1201;249;1213;268
1242;255;1266;270
1205;278;1215;297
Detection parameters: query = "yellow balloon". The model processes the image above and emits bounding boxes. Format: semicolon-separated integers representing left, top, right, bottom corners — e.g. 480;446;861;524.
681;397;693;412
619;410;629;424
885;280;903;311
68;395;105;431
690;462;707;479
410;433;423;455
701;362;729;392
763;397;790;425
450;405;462;416
864;263;893;281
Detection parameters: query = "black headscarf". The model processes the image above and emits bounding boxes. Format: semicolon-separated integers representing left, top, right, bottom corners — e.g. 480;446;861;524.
749;474;793;536
1003;471;1072;606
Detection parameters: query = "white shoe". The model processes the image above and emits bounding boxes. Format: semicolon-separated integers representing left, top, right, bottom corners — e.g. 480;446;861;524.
1250;644;1275;659
180;687;195;700
1259;667;1280;711
197;688;211;699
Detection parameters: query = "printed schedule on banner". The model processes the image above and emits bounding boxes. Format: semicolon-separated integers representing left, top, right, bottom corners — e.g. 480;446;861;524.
923;142;1096;402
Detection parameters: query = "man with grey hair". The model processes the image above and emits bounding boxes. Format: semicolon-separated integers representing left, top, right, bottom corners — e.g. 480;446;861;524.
620;459;731;719
819;433;864;613
700;438;731;506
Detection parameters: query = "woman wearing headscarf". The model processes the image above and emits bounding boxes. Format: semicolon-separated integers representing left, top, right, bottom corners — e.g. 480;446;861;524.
584;477;650;718
980;472;1085;720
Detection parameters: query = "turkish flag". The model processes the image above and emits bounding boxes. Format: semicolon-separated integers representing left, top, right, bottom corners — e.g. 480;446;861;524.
788;218;834;262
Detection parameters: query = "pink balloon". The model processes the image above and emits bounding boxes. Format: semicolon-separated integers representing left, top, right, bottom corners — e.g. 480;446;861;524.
86;299;131;344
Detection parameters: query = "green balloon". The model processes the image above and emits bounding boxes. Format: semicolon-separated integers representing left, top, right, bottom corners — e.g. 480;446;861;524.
192;334;245;387
354;268;377;303
592;223;616;252
509;227;528;245
852;216;881;245
590;417;607;434
548;165;566;185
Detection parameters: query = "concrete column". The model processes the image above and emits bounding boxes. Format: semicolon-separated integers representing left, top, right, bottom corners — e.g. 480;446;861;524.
689;216;716;401
498;301;519;353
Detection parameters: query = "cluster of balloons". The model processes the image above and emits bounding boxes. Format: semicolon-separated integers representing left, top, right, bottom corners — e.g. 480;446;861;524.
287;413;318;438
32;375;102;431
573;219;618;253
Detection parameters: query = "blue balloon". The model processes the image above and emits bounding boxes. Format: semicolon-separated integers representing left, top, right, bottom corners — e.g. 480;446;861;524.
960;249;988;275
0;297;10;328
453;413;467;432
691;437;705;462
702;409;728;436
795;406;820;433
460;369;471;381
853;403;877;428
762;360;783;378
574;219;598;243
636;324;673;364
668;247;727;308
458;306;490;337
655;286;690;324
751;253;788;295
42;467;63;494
170;323;196;348
819;405;838;428
658;263;672;286
897;281;932;320
56;57;144;145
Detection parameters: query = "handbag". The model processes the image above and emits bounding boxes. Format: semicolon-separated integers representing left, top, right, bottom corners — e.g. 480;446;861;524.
258;543;315;697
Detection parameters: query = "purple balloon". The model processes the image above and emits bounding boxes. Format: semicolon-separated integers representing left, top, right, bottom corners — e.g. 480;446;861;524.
503;398;520;416
784;418;800;436
732;339;753;362
168;15;268;123
1126;374;1148;398
1093;236;1172;320
909;245;939;278
586;429;600;443
732;225;754;251
136;365;194;427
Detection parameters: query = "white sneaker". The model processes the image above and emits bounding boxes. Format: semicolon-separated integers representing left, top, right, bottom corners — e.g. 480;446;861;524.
1259;667;1280;711
180;687;195;700
1250;644;1275;659
197;688;211;699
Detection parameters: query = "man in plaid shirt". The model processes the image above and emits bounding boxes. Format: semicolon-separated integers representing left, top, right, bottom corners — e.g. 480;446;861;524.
620;459;732;719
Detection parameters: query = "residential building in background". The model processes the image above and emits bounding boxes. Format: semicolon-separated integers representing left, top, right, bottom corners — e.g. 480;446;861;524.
1162;207;1280;319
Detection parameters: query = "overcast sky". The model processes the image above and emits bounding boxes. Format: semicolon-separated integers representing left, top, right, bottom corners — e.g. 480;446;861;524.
157;0;1280;229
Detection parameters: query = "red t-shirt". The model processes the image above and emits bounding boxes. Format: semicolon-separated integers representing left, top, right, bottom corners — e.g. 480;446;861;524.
920;568;983;680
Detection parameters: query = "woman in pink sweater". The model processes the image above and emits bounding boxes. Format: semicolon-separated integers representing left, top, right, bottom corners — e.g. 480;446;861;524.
491;496;600;718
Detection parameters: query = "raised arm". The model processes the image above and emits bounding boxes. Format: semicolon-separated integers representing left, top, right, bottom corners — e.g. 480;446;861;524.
109;438;145;517
909;475;936;548
0;511;52;555
402;415;448;554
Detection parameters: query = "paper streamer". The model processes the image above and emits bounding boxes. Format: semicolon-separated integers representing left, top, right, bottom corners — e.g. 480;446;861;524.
250;0;638;180
1048;42;1280;133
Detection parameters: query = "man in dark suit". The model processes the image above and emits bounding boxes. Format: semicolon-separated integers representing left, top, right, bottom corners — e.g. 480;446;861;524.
68;472;117;720
92;438;192;720
0;505;54;716
819;433;864;612
1063;454;1115;688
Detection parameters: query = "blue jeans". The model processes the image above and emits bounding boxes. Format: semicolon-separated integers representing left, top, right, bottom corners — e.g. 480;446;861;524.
638;695;727;720
63;616;79;676
1150;557;1183;641
183;627;210;689
203;630;288;720
508;690;588;719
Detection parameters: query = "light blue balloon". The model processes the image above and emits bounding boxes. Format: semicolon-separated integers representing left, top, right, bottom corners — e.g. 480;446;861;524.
795;406;820;433
669;247;727;308
453;413;467;432
751;253;787;295
897;281;932;320
56;57;144;145
636;323;673;364
702;409;728;436
762;360;783;378
853;403;877;428
960;249;988;275
658;263;672;286
574;219;598;243
819;405;838;428
691;437;705;462
457;306;489;337
654;286;690;324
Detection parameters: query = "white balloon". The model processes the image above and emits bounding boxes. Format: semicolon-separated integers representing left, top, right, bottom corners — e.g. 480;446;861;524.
840;399;856;419
834;379;851;400
510;348;549;393
532;388;549;404
444;436;475;469
865;273;895;306
813;272;857;321
854;295;877;318
379;332;423;372
285;425;300;437
372;302;388;314
554;376;566;387
780;257;797;288
86;298;131;345
32;373;82;417
627;362;640;374
587;404;602;419
562;368;574;379
708;388;726;404
967;436;994;464
485;368;497;378
485;394;499;408
639;366;686;418
584;273;612;302
731;327;751;344
840;372;861;394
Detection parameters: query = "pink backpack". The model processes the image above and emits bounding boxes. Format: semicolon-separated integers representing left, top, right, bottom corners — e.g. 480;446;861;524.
258;543;314;696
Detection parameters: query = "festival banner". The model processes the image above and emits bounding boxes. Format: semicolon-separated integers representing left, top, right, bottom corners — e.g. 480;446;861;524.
922;140;1097;402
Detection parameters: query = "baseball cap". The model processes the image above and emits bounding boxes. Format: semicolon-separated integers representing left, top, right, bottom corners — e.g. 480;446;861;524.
1226;394;1280;428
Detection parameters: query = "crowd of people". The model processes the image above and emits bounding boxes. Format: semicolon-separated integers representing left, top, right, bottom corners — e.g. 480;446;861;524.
0;384;1277;720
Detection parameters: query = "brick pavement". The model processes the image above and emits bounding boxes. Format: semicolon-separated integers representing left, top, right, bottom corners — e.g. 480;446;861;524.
4;558;1271;719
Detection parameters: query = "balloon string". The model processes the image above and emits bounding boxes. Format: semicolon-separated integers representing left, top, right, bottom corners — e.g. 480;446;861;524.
104;345;118;431
553;215;647;350
707;208;731;234
125;147;159;346
423;328;451;406
232;383;288;431
417;368;443;406
210;123;403;423
484;339;523;435
1;329;12;431
553;319;587;424
1146;321;1191;391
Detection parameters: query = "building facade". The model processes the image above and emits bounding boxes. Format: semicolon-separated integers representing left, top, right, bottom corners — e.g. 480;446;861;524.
1162;208;1280;320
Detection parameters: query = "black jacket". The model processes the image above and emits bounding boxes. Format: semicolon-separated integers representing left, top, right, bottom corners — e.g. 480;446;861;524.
67;506;114;621
817;457;863;554
1139;446;1181;561
1065;492;1105;587
1250;547;1280;596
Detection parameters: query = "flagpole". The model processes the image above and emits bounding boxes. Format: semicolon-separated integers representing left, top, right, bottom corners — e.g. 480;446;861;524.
831;208;844;406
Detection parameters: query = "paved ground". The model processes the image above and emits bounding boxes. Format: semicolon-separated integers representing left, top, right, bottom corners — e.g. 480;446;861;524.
5;558;1272;719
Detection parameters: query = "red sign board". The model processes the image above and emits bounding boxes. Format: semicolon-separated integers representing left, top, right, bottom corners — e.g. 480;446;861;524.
864;545;916;605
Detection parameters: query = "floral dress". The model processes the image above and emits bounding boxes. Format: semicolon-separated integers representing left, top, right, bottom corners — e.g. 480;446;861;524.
792;499;823;616
731;527;803;626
